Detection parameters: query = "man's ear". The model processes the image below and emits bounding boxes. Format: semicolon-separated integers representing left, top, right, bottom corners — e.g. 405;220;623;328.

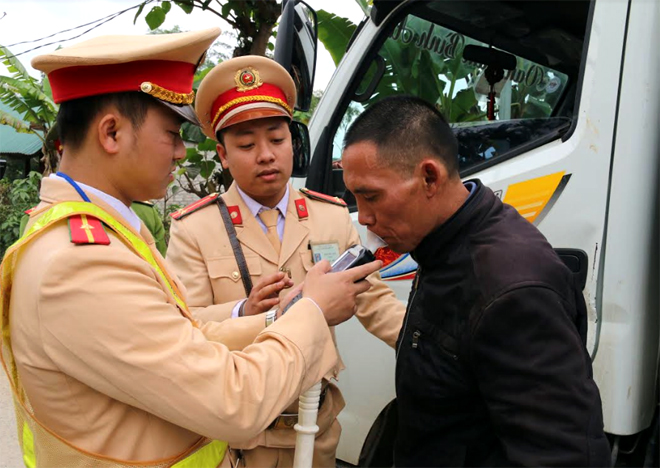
97;112;123;154
216;143;229;169
419;158;448;197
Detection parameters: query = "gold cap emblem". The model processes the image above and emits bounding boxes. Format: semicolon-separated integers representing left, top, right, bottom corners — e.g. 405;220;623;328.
235;67;263;92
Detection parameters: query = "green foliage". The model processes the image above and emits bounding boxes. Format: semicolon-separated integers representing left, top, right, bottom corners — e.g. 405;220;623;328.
293;89;323;125
0;171;41;258
145;5;168;29
0;44;59;173
354;0;371;16
0;112;32;133
154;196;182;246
368;17;485;122
509;61;556;119
174;1;194;14
0;46;57;132
0;44;35;84
320;13;560;125
134;0;281;56
176;122;227;198
317;10;356;66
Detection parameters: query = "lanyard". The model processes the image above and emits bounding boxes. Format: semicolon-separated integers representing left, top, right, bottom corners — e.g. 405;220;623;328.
55;171;91;202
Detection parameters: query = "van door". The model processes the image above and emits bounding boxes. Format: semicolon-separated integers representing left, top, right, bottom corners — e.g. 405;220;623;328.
303;0;631;463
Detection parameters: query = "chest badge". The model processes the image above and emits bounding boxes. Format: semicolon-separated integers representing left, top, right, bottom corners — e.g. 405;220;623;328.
310;241;341;264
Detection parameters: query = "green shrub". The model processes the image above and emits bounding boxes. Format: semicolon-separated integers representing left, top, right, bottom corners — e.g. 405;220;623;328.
0;171;41;258
155;202;182;246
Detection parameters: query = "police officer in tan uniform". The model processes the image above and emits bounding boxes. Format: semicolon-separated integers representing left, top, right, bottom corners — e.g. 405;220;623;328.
167;56;406;467
0;30;384;468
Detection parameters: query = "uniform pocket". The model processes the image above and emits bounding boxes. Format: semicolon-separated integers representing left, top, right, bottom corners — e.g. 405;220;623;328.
299;250;314;272
207;256;263;282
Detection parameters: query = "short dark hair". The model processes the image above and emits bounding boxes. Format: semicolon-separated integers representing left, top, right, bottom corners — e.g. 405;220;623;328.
57;92;159;150
215;129;226;146
343;95;459;177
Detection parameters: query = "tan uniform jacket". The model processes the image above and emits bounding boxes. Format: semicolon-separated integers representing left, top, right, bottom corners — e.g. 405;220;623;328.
8;177;339;463
166;183;405;451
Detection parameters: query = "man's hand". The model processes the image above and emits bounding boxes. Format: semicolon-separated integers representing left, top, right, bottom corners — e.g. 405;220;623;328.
277;283;305;319
242;272;294;316
302;259;383;326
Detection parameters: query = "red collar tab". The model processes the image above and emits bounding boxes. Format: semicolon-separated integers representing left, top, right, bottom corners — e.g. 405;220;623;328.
170;193;220;221
299;188;347;207
295;198;309;219
68;214;111;245
48;60;195;104
24;206;37;215
227;205;242;225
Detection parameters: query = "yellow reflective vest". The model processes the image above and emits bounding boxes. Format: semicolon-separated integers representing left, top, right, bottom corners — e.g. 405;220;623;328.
0;201;226;467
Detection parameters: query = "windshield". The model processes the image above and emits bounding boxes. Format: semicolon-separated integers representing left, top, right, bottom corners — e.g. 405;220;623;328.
329;0;588;178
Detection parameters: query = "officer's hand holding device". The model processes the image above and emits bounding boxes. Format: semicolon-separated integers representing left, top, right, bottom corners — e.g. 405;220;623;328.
328;245;377;276
280;245;377;318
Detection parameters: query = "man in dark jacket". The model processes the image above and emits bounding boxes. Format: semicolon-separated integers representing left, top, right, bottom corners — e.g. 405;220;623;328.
341;96;610;467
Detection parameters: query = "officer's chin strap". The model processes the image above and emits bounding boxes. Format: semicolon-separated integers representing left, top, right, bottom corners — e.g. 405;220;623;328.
292;382;323;468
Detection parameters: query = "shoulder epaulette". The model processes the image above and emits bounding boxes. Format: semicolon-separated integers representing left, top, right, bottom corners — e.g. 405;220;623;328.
24;205;38;215
68;214;111;245
170;193;220;220
299;188;347;207
132;200;154;207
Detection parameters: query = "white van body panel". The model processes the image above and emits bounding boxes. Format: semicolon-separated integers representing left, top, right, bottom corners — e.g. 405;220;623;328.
294;0;659;462
593;0;660;436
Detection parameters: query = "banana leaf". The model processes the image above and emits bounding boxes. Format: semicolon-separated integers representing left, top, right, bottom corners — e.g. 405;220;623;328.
0;110;35;134
317;10;357;66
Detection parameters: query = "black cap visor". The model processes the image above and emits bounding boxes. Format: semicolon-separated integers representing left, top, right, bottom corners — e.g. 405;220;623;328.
159;101;200;126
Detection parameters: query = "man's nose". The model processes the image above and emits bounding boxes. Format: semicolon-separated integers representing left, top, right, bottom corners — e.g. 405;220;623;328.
256;143;276;164
357;205;375;227
173;138;186;161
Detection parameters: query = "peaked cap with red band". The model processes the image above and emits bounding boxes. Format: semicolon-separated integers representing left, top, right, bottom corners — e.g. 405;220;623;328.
31;28;221;124
195;55;296;140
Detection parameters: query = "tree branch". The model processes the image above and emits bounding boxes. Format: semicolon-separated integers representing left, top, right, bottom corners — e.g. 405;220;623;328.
183;0;223;19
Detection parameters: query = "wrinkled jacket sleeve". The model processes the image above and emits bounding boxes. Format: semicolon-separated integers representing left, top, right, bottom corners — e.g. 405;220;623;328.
37;244;338;443
167;216;237;323
344;213;406;349
470;286;610;467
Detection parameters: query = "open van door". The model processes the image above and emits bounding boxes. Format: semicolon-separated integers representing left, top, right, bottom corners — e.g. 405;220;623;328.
296;0;659;464
274;0;318;112
276;0;659;464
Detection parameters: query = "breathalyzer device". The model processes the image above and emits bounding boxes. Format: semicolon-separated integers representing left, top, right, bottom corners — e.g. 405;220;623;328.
280;245;376;316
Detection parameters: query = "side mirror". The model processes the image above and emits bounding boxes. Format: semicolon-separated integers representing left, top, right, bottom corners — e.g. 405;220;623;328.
274;0;318;112
290;120;310;177
0;159;6;180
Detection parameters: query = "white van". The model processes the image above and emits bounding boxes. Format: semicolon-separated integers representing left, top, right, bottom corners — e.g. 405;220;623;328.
276;0;659;464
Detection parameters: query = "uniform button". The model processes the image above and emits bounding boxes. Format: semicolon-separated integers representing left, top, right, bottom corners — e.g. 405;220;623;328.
232;271;239;280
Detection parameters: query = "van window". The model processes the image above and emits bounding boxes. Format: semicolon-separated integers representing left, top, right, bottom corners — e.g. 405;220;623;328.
326;0;590;199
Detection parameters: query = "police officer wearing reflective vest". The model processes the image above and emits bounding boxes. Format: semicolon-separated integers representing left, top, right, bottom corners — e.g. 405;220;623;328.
166;56;406;467
0;30;384;467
